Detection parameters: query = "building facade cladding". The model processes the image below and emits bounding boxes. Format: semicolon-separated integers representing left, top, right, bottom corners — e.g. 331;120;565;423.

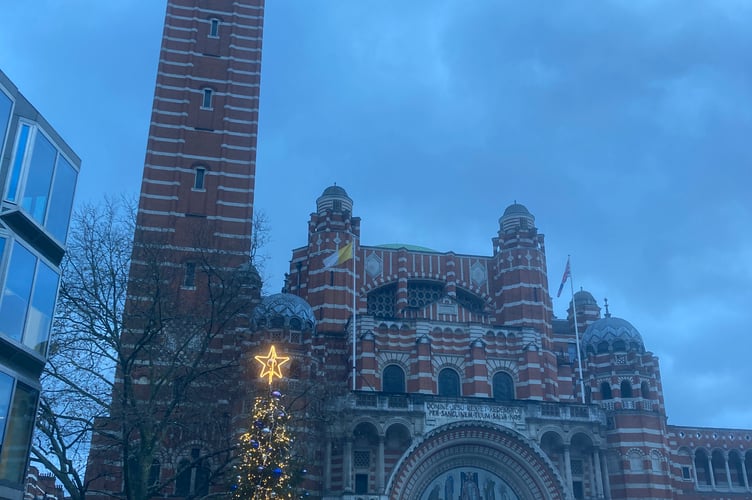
0;69;80;500
243;185;752;500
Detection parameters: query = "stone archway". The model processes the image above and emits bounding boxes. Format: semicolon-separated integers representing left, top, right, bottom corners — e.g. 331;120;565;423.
387;422;569;500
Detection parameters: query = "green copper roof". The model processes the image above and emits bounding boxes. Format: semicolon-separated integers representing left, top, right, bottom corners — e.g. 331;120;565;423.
375;243;439;253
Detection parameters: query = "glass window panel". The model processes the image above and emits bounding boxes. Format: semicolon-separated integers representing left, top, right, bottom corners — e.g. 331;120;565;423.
25;260;59;355
0;90;11;155
0;242;35;342
46;154;78;242
0;371;13;444
6;124;30;202
202;89;212;109
22;131;56;222
194;167;205;189
0;381;38;484
438;368;460;397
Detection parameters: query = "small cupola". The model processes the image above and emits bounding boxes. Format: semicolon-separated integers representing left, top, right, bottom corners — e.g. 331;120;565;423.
316;184;353;215
499;202;535;233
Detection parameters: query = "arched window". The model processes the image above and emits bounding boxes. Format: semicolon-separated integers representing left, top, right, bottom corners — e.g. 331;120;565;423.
382;365;405;393
176;449;210;497
641;381;650;399
438;368;460;397
492;372;514;401
621;380;633;398
597;341;609;354
600;381;612;400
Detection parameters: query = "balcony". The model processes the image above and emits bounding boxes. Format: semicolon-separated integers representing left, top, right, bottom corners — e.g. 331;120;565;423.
347;392;606;429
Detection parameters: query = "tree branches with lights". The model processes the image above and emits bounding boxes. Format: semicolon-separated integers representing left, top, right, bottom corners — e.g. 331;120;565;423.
233;346;302;499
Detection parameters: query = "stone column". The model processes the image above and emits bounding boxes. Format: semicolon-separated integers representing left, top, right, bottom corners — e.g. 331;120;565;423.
564;445;573;493
324;440;332;491
377;435;385;493
693;457;699;490
600;450;611;500
741;457;749;489
343;438;353;492
725;453;733;489
593;449;604;498
707;454;716;488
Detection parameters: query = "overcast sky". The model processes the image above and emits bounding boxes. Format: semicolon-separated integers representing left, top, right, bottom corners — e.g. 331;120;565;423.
1;1;751;430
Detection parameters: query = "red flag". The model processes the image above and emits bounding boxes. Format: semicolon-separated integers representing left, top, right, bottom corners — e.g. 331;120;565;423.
556;257;571;298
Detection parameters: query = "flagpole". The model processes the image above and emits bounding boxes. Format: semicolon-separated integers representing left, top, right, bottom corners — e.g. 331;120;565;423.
351;235;357;391
569;256;586;404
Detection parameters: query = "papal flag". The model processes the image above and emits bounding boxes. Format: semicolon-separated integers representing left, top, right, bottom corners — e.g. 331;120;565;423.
556;257;571;298
323;241;353;268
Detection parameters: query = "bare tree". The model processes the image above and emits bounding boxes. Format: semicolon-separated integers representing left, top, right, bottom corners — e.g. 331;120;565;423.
32;199;265;500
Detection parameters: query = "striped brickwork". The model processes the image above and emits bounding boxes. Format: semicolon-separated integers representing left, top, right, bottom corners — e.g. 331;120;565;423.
85;2;264;499
132;0;262;286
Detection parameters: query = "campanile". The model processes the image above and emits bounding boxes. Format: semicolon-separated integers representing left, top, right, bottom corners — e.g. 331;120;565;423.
134;0;264;288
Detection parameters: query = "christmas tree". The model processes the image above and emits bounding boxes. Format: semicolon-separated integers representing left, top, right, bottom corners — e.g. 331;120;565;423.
233;346;300;499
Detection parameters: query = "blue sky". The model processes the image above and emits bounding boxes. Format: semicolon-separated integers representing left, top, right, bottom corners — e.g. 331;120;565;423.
1;1;751;430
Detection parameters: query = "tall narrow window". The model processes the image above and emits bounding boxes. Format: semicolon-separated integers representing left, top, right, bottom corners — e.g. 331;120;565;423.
184;262;196;288
202;88;213;109
600;381;612;400
620;380;633;398
641;381;650;399
209;18;220;37
438;368;460;397
194;167;206;190
6;124;31;202
0;88;13;158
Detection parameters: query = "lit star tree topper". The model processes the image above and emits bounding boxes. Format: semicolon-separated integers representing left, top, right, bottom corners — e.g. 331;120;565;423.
233;346;302;499
254;345;290;384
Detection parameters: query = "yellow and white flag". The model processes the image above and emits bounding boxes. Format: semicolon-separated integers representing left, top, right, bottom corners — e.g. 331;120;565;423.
323;241;353;268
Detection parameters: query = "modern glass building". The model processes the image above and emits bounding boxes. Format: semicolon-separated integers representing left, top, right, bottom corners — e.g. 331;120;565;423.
0;68;80;500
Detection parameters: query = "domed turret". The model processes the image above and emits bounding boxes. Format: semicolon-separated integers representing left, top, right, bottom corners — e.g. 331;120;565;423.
252;293;316;332
316;184;353;215
499;202;535;233
567;289;601;332
582;316;644;355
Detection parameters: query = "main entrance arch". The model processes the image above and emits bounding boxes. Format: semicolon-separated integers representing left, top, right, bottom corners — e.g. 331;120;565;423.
387;421;569;500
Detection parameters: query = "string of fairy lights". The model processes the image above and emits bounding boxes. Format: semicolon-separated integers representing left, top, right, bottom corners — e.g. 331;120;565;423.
232;345;307;499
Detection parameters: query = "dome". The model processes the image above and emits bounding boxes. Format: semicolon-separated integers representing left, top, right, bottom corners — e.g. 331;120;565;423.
573;290;597;307
316;184;353;214
502;203;532;217
321;185;348;197
499;202;535;232
581;316;645;355
252;293;316;331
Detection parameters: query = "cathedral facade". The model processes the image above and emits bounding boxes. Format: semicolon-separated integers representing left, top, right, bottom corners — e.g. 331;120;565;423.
83;2;752;499
247;186;752;499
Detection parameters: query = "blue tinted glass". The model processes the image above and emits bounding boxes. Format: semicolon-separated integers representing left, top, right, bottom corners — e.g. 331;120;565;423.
0;381;38;484
6;124;30;202
26;260;60;355
0;90;11;157
47;155;78;242
22;131;56;222
0;242;35;342
0;371;12;443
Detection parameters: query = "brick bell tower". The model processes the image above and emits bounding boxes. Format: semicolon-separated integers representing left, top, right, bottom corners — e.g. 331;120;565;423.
133;0;264;287
492;203;559;400
85;2;265;498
